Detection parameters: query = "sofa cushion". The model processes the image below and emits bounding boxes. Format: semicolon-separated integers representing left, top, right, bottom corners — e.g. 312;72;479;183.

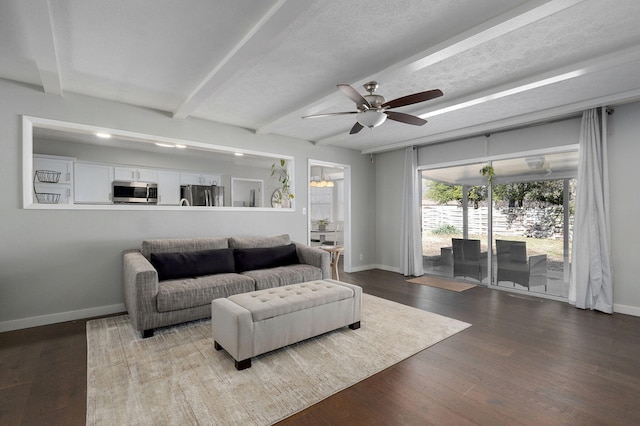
150;248;235;281
234;244;299;273
228;234;290;249
141;237;229;260
242;264;322;290
157;273;255;312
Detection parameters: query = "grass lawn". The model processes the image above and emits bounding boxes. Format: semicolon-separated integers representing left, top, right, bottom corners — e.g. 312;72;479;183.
422;233;566;262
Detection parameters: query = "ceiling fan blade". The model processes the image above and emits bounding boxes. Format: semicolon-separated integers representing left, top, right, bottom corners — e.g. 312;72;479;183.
302;111;358;119
381;89;443;109
337;84;371;110
384;111;427;126
349;122;364;134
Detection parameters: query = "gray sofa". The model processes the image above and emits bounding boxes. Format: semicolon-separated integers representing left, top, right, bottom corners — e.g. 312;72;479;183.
123;234;331;337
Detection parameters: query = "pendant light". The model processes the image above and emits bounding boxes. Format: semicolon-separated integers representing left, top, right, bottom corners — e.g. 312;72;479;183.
310;167;334;187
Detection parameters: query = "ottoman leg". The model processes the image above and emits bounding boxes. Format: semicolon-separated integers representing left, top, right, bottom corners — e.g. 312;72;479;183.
348;321;361;330
214;341;222;351
235;358;251;371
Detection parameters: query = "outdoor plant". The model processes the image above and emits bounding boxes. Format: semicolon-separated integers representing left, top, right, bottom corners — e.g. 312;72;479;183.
271;159;294;201
432;224;459;235
479;164;495;185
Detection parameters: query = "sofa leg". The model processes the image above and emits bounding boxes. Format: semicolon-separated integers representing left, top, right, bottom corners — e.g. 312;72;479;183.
349;321;361;330
142;329;154;338
235;358;251;370
214;341;222;351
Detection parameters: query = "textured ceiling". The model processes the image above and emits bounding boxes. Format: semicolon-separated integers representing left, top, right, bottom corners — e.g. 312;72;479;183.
1;0;640;153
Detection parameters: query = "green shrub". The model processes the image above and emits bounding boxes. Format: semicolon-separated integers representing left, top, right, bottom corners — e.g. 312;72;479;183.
432;224;459;235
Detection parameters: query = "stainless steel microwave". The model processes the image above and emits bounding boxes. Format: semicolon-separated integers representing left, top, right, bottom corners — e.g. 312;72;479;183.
112;181;158;204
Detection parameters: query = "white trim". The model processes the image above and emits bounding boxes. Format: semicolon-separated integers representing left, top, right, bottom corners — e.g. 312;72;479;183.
613;304;640;317
0;303;126;333
24;203;295;212
22;115;295;210
373;264;402;274
308;159;352;273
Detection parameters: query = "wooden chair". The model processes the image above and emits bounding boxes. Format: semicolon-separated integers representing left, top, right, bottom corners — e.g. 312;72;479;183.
495;240;547;291
452;238;487;282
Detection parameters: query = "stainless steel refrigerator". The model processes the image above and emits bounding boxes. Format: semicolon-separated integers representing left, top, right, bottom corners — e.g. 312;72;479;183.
180;185;224;206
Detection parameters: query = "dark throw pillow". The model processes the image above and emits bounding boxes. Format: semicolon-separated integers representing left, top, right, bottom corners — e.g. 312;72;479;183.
233;244;299;272
150;248;235;281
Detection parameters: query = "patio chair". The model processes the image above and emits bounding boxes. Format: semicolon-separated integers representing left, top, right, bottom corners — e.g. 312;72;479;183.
452;238;487;282
495;240;547;291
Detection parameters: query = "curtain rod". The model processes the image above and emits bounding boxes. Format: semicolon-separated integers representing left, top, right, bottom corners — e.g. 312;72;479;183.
475;108;615;140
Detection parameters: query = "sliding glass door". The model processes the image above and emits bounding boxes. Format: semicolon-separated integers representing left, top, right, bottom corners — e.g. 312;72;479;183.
489;154;576;297
421;162;489;283
420;151;577;297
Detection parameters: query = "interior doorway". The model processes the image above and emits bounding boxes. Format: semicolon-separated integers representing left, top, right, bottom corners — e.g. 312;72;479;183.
308;160;351;273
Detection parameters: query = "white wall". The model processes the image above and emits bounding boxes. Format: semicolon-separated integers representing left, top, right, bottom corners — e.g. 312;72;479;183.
608;101;640;316
374;149;404;272
376;104;640;315
0;79;376;330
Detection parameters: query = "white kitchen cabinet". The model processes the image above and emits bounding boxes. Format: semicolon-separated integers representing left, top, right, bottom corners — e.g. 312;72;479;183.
74;163;114;204
114;166;158;183
157;171;181;205
180;172;221;186
33;154;75;205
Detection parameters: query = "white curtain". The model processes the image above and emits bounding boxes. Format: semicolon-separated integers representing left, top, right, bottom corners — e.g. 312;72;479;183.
400;146;424;276
569;108;613;313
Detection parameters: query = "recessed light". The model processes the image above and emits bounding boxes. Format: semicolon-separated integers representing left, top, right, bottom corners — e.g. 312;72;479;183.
155;142;174;148
95;132;112;139
234;152;244;156
175;144;187;149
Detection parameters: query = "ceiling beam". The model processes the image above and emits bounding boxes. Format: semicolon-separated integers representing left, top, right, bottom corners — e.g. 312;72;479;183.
22;0;62;95
361;87;640;155
173;0;313;119
255;0;584;135
320;44;640;150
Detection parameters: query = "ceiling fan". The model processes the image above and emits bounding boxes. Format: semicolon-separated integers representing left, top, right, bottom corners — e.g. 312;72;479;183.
303;81;443;134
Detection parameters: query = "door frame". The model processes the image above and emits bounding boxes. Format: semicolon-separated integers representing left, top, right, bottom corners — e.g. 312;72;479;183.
308;159;352;273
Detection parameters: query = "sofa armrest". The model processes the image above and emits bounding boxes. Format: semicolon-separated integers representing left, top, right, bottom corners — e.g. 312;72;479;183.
294;243;331;279
123;249;159;331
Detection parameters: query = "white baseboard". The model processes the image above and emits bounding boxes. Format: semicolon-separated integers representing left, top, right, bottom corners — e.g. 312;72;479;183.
374;264;401;274
0;303;126;333
614;303;640;317
347;264;401;274
347;264;376;273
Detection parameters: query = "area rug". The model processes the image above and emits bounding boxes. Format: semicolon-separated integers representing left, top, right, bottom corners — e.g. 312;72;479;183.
407;275;477;292
86;294;470;425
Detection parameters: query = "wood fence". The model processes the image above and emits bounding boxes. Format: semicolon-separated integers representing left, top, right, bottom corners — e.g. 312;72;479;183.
422;203;567;238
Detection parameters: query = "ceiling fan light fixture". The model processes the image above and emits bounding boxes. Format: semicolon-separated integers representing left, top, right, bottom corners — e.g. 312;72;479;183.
357;110;387;128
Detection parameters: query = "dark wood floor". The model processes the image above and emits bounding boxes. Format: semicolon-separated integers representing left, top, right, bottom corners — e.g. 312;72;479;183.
2;268;640;425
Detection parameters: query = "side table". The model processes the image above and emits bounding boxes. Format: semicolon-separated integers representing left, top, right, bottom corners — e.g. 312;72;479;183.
320;245;344;281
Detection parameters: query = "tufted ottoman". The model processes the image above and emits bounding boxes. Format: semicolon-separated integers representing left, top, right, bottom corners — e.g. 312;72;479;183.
211;279;362;370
